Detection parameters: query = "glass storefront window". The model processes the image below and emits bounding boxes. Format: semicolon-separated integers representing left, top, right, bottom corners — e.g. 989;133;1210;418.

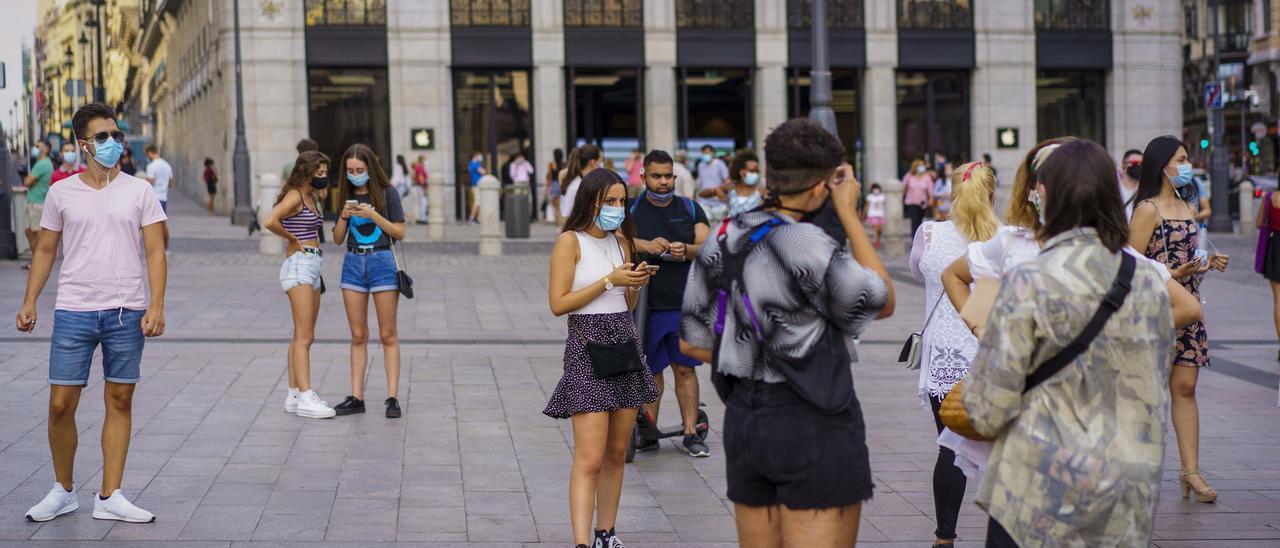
896;71;969;176
897;0;972;30
1034;0;1109;30
679;68;753;151
565;0;643;27
451;0;531;26
677;0;754;29
307;67;391;211
569;68;643;165
453;69;533;219
304;0;387;26
1037;70;1105;145
787;0;863;30
787;68;862;179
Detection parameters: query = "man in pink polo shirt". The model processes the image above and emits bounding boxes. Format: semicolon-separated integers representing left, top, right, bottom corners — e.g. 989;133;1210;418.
16;103;168;524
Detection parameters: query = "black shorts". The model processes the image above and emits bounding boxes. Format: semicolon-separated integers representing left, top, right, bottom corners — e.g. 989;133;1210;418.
723;378;872;510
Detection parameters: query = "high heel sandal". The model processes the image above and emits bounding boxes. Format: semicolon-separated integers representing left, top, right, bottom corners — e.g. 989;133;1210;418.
1179;471;1218;503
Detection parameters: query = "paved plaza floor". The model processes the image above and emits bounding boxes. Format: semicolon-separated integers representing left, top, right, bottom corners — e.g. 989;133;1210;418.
0;195;1277;546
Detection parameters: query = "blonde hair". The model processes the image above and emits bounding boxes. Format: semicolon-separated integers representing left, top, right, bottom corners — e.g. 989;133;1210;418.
908;159;926;176
950;162;999;242
1008;137;1077;230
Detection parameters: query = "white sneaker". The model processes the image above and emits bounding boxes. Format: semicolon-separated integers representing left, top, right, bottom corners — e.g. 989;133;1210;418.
284;389;327;413
25;483;78;522
295;390;336;419
91;489;155;523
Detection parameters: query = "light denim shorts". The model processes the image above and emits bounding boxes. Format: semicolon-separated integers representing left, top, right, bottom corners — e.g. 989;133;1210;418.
280;249;324;292
50;308;146;385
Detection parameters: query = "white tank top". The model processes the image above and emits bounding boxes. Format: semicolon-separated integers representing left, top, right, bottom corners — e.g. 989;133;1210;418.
571;231;629;315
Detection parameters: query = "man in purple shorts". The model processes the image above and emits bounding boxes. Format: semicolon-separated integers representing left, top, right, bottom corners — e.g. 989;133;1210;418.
629;150;711;457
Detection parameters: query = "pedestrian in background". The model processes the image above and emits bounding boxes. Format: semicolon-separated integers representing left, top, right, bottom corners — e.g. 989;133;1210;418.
723;149;762;218
624;148;644;197
865;183;886;248
908;161;998;548
119;146;138;176
682;119;894;547
264;150;336;420
144;145;172;250
545;168;658;548
412;154;429;224
903;159;934;236
546;148;564;224
695;144;729;223
332;144;407;419
203;158;218;215
1257;188;1280;361
21;139;52;270
1119;149;1143;219
18;103;168;524
932;169;952;221
672;149;697;200
559;144;601;225
467;151;485;224
49;140;84;186
630;150;711;458
284;138;319;182
962;139;1174;547
392;154;410;200
1130;135;1230;504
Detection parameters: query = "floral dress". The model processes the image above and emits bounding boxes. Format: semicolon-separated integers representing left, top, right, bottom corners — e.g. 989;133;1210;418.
909;221;978;405
1143;207;1210;368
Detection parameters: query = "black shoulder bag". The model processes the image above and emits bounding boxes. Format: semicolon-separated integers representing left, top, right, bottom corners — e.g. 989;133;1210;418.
586;236;645;379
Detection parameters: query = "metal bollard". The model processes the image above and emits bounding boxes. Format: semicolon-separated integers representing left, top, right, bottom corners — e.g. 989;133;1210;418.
478;175;501;256
259;173;284;256
11;187;29;258
1238;181;1254;235
882;178;907;256
428;177;445;241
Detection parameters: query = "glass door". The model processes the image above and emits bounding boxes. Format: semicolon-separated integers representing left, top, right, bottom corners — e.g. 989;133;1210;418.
896;71;970;177
452;69;533;221
307;67;391;213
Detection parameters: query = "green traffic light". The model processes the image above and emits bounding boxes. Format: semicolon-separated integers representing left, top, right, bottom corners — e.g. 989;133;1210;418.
1200;139;1210;149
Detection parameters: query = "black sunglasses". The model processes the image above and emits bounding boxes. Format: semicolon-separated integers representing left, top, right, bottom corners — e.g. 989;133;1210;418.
87;131;125;144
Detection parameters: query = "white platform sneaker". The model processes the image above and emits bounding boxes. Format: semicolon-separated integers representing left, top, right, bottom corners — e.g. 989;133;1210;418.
92;489;156;523
295;390;336;419
25;483;78;522
284;388;328;413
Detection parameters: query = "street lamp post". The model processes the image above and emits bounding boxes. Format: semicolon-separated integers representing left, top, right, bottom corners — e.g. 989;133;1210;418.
230;0;254;225
808;0;837;136
1207;3;1231;233
77;32;89;111
89;0;106;103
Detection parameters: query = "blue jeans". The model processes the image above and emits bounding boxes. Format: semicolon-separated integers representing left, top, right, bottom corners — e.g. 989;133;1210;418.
49;308;146;385
340;249;398;293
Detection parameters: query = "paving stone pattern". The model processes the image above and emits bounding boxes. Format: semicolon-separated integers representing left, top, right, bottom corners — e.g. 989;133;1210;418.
0;196;1276;546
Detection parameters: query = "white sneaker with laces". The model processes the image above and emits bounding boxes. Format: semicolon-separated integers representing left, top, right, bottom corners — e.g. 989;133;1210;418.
92;489;155;523
285;389;327;413
25;483;78;522
295;390;336;419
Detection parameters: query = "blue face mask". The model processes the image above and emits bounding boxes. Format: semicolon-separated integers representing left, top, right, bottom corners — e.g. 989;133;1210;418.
88;138;124;168
348;172;370;187
595;205;625;232
31;146;40;158
744;172;760;186
647;189;674;205
62;151;78;164
1169;163;1195;188
701;153;713;163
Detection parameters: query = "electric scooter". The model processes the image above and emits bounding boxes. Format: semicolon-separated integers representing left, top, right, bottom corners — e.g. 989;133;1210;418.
625;282;711;463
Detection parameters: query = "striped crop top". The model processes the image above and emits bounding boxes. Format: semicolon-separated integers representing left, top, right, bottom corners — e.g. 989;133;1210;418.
282;198;323;242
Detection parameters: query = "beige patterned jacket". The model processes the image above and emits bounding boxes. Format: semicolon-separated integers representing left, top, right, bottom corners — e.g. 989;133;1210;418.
963;228;1174;548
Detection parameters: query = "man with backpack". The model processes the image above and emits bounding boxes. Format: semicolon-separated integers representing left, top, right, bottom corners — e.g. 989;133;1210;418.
630;149;711;458
680;119;895;545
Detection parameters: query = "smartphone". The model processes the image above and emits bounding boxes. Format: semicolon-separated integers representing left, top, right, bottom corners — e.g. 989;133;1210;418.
644;265;660;273
345;200;359;208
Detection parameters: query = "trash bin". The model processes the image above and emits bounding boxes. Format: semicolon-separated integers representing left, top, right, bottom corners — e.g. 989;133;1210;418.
504;185;531;239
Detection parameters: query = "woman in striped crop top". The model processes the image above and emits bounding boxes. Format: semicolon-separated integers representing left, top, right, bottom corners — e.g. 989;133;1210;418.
264;150;337;419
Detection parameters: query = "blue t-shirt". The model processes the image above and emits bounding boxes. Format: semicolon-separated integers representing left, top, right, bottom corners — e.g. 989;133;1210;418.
468;159;483;186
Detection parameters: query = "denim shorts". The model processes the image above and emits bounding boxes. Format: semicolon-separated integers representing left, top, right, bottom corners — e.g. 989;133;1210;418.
341;249;398;293
280;250;324;292
49;308;146;386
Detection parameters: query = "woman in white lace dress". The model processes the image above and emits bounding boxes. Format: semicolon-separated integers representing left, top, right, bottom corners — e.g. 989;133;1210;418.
908;161;999;548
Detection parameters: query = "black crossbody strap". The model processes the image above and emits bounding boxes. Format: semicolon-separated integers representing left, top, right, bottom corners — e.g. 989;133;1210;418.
1022;252;1136;394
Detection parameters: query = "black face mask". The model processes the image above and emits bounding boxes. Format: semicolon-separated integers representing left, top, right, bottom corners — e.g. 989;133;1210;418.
312;176;330;190
1124;165;1141;180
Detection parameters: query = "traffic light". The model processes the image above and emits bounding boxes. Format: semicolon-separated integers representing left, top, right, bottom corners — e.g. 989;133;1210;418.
1200;139;1210;149
1249;141;1260;156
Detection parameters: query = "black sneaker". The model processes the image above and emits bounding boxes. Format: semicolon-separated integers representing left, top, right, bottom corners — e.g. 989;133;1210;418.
681;434;710;458
595;528;625;548
333;396;365;416
385;397;401;418
634;437;659;453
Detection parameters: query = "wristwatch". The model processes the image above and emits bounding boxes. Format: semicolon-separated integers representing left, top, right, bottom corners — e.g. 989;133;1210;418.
603;277;614;291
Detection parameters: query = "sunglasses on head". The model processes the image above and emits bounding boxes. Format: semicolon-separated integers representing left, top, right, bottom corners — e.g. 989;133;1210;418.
86;131;125;144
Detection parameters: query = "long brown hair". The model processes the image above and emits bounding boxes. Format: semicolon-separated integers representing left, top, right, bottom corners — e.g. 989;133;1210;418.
276;150;329;207
561;144;601;187
561;168;636;254
1008;136;1077;231
336;143;391;213
1037;139;1129;252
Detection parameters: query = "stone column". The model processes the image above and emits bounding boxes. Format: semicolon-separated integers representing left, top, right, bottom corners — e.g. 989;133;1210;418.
645;0;678;151
532;1;566;182
1107;0;1183;159
972;0;1035;214
228;0;309;214
863;0;904;242
478;175;502;256
258;173;284;256
754;0;788;151
387;0;455;221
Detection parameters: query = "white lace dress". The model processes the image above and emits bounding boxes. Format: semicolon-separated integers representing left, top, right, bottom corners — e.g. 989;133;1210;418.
909;221;979;408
